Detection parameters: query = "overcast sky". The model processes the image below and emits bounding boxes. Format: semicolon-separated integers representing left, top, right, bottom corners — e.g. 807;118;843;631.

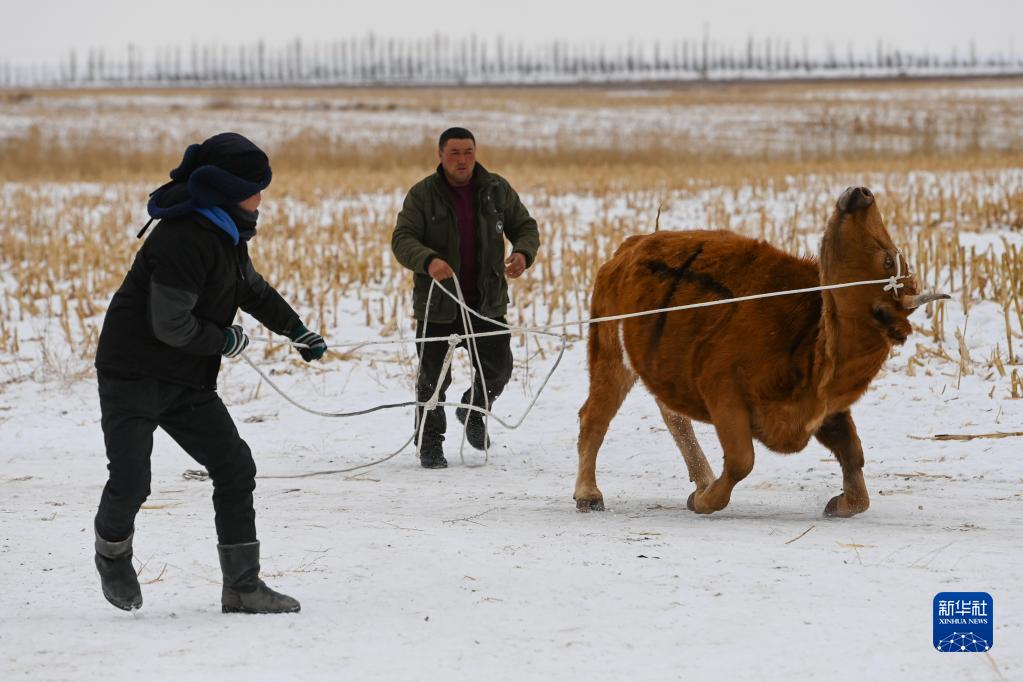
1;0;1020;64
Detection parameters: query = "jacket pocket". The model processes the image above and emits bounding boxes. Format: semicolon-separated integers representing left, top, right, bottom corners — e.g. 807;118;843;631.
414;273;445;314
426;209;452;247
488;264;509;307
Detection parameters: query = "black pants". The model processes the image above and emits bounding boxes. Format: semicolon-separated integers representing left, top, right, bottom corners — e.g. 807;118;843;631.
415;315;514;444
94;371;257;545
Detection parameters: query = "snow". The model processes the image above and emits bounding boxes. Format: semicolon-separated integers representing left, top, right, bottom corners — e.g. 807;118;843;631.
1;154;1022;677
6;83;1023;158
1;288;1021;680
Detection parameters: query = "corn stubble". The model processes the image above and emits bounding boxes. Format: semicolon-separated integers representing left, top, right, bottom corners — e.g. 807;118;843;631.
0;80;1020;396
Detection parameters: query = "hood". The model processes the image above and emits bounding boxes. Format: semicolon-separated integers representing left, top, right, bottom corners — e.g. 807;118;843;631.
146;132;272;222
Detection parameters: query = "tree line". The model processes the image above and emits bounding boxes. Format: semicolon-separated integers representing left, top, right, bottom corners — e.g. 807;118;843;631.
3;34;1021;87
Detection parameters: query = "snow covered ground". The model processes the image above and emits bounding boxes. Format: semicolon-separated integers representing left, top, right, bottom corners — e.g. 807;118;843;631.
5;81;1023;159
1;292;1021;680
1;98;1021;675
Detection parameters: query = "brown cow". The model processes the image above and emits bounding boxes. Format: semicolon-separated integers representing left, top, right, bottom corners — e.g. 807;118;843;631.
575;186;948;517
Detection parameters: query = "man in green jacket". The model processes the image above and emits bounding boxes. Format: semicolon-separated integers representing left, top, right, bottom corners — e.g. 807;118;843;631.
392;127;540;468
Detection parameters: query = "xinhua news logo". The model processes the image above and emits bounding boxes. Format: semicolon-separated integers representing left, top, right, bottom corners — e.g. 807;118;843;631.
933;592;993;652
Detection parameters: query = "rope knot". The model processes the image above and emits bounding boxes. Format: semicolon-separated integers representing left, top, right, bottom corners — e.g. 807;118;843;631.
884;249;907;296
883;275;905;294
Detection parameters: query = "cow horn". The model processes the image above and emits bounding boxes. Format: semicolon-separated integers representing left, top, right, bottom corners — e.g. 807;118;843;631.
900;292;950;309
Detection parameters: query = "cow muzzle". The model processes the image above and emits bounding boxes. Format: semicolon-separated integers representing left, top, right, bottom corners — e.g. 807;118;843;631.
837;186;874;213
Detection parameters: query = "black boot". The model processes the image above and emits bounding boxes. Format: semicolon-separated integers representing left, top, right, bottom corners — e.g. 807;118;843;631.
456;406;491;450
419;439;448;469
218;541;300;614
95;531;143;611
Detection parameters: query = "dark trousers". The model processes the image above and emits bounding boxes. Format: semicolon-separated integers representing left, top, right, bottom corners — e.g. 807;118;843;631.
95;371;257;545
415;315;514;444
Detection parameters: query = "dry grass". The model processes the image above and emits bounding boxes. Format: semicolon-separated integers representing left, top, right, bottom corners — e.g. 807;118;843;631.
0;80;1021;397
4;78;1023;188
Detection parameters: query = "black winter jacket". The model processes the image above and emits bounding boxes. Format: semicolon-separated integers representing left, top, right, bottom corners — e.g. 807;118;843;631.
95;212;300;390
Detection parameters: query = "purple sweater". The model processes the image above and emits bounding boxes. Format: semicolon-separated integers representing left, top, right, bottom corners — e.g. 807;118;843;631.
449;182;480;307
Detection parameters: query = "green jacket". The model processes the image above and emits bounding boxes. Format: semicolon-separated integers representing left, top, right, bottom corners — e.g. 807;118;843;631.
392;163;540;323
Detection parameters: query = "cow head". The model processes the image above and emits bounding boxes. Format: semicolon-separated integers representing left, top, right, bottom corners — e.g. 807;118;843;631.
820;186;949;344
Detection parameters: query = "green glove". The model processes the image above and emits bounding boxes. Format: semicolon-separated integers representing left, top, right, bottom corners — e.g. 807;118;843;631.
222;325;250;358
288;324;327;362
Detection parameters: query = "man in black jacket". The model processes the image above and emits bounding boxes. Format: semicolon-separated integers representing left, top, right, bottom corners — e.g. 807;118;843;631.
93;133;327;614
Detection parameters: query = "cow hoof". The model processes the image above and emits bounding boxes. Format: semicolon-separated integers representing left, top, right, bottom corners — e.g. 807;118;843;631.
687;491;716;515
576;498;605;512
687;492;703;515
823;494;867;518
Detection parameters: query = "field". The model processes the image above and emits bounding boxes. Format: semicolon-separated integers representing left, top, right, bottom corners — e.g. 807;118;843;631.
1;80;1022;680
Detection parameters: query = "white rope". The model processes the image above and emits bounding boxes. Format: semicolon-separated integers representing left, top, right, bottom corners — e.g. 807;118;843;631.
255;433;416;479
250;274;567;478
244;264;910;478
883;248;907;294
451;275;491;466
413;334;458;457
251;271;912;350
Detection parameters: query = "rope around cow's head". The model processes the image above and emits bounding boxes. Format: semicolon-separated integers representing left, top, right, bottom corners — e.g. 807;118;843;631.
237;266;926;479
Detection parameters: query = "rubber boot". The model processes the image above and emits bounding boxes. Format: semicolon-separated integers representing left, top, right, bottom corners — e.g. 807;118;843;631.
95;531;143;611
419;439;448;468
218;541;300;614
456;405;491;450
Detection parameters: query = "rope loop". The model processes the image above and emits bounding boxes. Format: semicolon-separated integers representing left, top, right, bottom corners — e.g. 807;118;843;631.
883;248;907;296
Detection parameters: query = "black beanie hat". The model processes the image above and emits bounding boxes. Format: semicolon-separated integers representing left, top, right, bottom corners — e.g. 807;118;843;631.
182;132;271;186
147;132;272;220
